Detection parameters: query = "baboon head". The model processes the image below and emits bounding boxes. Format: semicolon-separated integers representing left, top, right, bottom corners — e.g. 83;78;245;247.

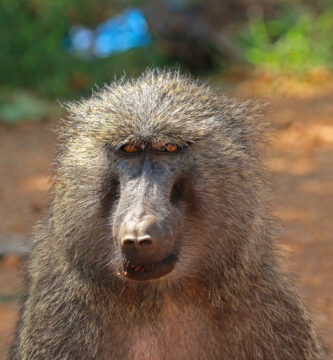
54;71;265;287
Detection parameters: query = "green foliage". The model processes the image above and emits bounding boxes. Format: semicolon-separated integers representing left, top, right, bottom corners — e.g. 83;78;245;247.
238;6;333;73
0;92;52;124
0;0;168;100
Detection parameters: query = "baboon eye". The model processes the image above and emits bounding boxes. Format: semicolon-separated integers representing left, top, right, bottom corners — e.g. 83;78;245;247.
154;143;179;153
121;144;139;153
165;144;178;152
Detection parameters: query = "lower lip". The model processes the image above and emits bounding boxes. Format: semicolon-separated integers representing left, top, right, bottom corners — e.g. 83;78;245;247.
122;253;177;281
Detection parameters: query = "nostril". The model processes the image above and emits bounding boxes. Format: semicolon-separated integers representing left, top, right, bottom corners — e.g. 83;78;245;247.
121;235;153;248
122;238;136;247
137;236;153;246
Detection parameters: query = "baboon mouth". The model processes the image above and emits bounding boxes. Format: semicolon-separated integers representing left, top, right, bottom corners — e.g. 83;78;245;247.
122;253;177;281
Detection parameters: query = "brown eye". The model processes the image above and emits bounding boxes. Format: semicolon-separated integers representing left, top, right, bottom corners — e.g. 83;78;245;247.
154;143;179;153
121;144;139;153
165;144;178;152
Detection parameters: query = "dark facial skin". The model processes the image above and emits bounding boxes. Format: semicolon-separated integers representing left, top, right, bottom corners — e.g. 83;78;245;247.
109;142;192;281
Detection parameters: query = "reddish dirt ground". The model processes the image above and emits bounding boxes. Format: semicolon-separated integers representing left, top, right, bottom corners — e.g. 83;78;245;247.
0;82;332;359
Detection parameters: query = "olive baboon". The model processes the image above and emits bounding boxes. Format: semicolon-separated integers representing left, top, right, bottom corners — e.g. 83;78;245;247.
10;70;325;359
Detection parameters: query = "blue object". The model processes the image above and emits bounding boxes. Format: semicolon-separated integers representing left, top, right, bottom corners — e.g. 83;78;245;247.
62;8;151;57
94;8;151;57
71;27;94;53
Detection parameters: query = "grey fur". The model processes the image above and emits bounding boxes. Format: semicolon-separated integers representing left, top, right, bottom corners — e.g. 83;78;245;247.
10;70;325;359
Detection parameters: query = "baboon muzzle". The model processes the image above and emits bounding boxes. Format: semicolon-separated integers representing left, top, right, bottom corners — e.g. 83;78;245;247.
114;173;179;281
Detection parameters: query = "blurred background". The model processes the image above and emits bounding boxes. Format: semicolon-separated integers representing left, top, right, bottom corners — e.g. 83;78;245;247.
0;0;332;358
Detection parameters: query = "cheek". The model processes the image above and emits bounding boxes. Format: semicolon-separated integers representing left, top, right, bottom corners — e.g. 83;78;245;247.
100;175;121;219
64;219;125;285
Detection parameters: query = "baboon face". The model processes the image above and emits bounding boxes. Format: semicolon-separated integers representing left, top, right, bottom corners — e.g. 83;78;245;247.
58;72;261;286
106;141;196;281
